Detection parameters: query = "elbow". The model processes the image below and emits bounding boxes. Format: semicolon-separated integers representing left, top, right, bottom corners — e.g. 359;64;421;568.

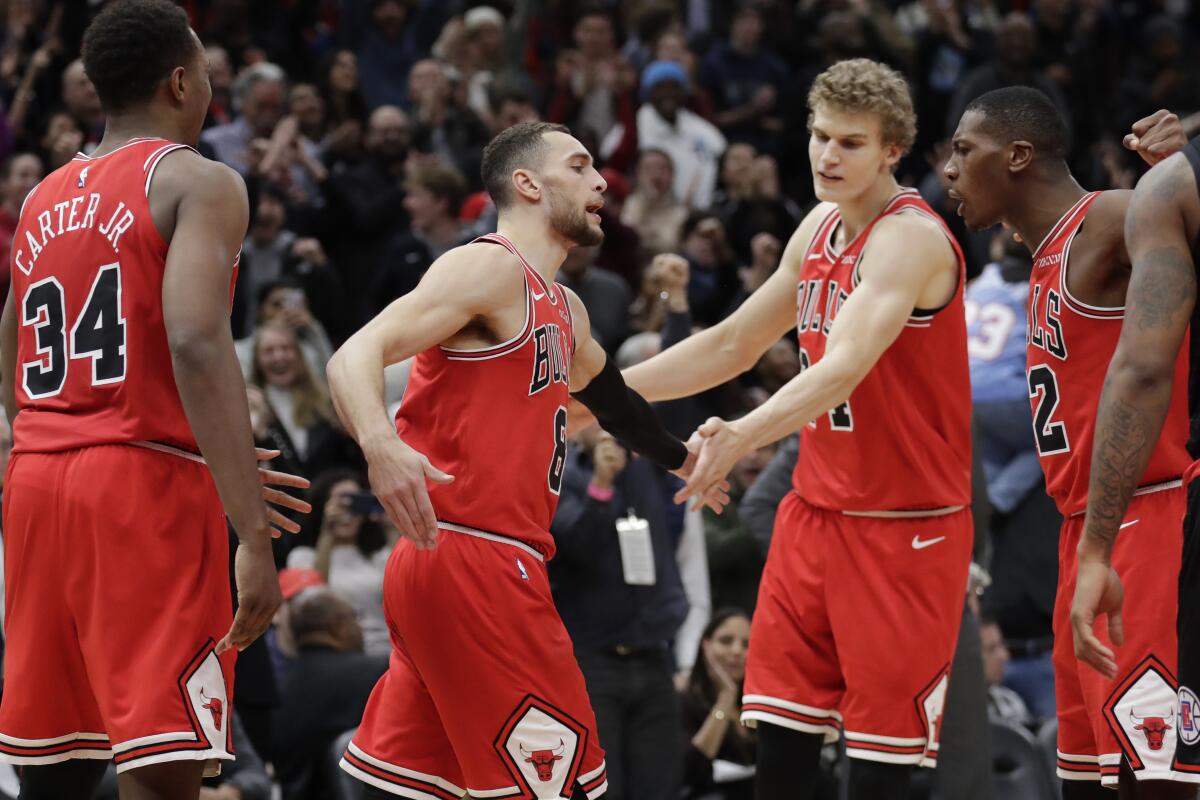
1109;351;1175;395
167;327;221;373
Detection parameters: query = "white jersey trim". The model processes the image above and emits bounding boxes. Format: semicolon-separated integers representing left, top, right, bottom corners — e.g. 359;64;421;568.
144;144;196;197
437;521;545;561
72;137;163;162
130;440;206;464
842;505;964;519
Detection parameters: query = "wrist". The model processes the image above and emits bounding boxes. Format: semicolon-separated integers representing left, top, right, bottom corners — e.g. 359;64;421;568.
1077;530;1114;564
587;482;615;501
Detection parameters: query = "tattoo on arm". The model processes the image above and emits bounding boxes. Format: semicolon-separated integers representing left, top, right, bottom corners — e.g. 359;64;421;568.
1130;245;1197;331
1086;386;1159;545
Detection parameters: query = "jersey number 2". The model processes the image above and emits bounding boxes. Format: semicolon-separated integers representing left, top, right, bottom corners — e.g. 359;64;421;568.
548;406;568;495
1028;364;1069;456
21;263;126;399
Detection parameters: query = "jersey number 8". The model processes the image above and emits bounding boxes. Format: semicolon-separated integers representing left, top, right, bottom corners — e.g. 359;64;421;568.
21;263;127;399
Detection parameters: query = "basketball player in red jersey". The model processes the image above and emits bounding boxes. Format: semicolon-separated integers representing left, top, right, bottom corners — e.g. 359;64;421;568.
326;121;713;800
0;2;309;798
944;88;1193;797
614;59;971;800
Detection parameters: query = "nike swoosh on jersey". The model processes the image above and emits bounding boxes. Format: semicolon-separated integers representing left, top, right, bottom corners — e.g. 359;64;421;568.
911;535;946;550
1119;519;1139;529
532;290;546;300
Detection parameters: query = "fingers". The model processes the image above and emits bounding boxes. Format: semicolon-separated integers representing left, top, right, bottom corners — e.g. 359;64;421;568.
1071;611;1117;679
217;604;272;654
1122;133;1139;152
262;486;312;515
267;507;301;534
1130;109;1169;138
259;468;311;490
697;417;724;437
398;488;438;549
254;447;281;461
423;461;455;485
411;482;440;545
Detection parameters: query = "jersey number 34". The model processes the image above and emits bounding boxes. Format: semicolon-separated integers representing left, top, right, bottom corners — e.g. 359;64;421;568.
21;262;126;399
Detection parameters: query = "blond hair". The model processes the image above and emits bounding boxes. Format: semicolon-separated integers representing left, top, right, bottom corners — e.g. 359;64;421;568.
251;322;334;430
807;58;917;156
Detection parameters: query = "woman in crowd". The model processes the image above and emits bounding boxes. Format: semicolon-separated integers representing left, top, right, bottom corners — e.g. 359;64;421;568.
681;608;755;800
287;468;394;656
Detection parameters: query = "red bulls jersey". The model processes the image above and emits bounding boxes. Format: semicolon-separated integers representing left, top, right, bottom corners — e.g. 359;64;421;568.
10;138;237;454
792;189;972;511
1026;191;1189;516
396;233;575;558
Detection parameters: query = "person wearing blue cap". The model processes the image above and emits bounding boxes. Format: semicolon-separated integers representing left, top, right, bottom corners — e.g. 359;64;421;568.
621;60;725;210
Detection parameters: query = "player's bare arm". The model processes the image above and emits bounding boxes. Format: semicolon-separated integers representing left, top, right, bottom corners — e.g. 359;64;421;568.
158;151;307;653
327;242;527;547
619;204;832;403
1071;152;1200;678
678;213;957;503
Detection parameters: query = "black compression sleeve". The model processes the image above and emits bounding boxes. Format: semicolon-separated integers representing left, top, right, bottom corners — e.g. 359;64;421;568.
572;358;688;471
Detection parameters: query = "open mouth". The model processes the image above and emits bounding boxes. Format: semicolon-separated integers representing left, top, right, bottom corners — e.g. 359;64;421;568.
947;189;964;217
585;200;604;224
817;171;841;183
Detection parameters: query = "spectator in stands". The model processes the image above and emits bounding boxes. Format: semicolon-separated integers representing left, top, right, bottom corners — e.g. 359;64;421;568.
550;428;692;800
981;612;1033;729
726;232;781;315
635;60;726;210
60;58;103;148
967;232;1039;515
548;8;633;152
407;58;490;188
236;278;335;381
720;155;802;264
622;148;688;259
557;243;631;354
202;61;288;175
699;5;786;156
317;49;370;165
272;589;388;800
249;323;356;478
203;45;234;129
38;110;82;171
0;152;41;305
678;211;738;326
347;0;446;111
947;12;1068;138
680;609;756;800
324;104;411;326
288;469;393;657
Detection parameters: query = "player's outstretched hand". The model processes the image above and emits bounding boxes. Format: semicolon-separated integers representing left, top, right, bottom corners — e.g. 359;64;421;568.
1069;556;1125;680
364;437;454;550
255;448;312;537
1124;110;1185;166
218;541;281;654
674;418;741;512
671;430;732;514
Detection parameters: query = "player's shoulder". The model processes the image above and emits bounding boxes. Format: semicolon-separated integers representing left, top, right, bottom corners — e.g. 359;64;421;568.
153;148;246;203
421;238;527;299
870;205;952;249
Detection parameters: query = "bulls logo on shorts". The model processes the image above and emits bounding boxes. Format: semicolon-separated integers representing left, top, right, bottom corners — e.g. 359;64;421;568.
1104;656;1178;774
495;695;588;800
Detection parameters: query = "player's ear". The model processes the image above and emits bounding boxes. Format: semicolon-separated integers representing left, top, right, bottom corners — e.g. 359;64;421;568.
168;65;187;104
1008;141;1034;174
511;168;541;204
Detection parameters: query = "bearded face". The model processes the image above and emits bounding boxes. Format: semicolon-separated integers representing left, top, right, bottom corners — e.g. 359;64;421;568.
548;185;604;247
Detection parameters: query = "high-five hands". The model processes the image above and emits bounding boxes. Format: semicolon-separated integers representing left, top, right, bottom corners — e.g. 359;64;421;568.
673;419;743;512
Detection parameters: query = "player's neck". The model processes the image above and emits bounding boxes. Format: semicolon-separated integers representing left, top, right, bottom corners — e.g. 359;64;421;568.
494;218;569;284
1007;174;1087;256
93;114;186;156
836;173;902;242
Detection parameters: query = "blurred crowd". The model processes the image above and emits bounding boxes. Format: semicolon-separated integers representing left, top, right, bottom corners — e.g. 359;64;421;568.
0;0;1197;798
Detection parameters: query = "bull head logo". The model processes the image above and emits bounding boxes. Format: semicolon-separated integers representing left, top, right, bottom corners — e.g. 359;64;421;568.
519;738;565;782
1130;708;1174;750
199;687;224;732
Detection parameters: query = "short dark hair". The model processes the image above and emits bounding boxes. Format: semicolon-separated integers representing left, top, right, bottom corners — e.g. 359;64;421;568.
289;589;358;646
409;163;469;217
480;121;569;209
82;0;196;114
964;86;1069;160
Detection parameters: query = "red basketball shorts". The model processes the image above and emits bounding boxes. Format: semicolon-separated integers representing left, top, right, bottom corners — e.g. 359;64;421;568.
742;492;972;767
0;444;235;773
342;527;607;800
1054;483;1191;786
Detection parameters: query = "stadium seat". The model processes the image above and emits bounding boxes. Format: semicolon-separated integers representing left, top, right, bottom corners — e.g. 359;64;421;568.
992;719;1057;800
329;728;366;800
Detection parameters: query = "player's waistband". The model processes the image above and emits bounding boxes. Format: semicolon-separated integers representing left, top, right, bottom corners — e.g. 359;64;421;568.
129;440;206;465
841;505;965;519
1066;477;1183;517
436;520;546;561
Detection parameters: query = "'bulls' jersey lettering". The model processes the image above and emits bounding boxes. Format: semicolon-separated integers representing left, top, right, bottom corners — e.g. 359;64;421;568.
530;325;571;395
1024;192;1190;515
